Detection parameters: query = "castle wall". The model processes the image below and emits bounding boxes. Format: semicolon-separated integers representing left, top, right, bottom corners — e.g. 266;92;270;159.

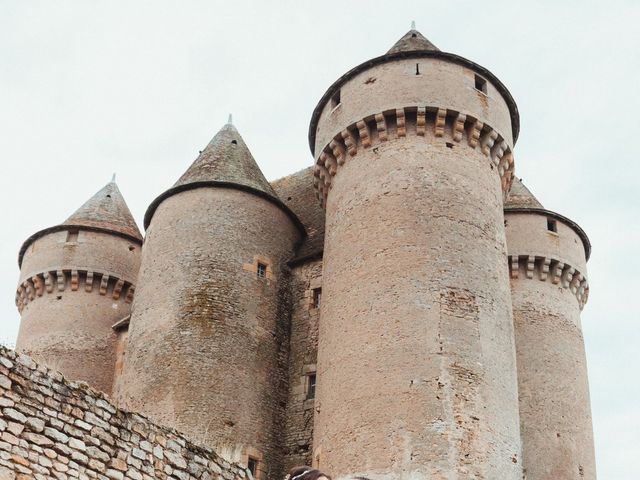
19;230;141;283
0;346;247;480
506;213;595;479
311;57;522;479
15;230;140;395
505;213;587;273
313;57;515;157
281;258;322;472
115;187;300;479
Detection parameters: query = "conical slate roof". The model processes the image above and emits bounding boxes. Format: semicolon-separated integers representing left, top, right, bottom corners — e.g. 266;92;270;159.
505;177;544;209
387;28;439;54
18;179;142;266
173;122;277;198
144;121;305;234
63;180;142;241
503;177;591;260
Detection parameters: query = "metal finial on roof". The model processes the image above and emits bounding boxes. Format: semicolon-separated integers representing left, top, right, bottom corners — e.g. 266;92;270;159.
111;173;116;183
411;20;416;30
228;113;233;125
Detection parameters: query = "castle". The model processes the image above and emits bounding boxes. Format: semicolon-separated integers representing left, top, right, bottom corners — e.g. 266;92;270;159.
12;28;596;479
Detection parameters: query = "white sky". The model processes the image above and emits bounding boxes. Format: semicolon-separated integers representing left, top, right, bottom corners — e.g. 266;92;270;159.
1;1;638;477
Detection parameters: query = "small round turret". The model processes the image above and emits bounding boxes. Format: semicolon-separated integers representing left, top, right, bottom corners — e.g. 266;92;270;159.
505;178;595;479
115;121;304;477
309;28;522;479
15;180;142;395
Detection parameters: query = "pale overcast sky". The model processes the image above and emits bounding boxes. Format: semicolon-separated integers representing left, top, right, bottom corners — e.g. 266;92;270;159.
1;1;638;477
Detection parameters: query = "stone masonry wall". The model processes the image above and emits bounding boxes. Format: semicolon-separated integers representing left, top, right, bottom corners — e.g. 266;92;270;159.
0;345;248;480
17;229;141;396
115;187;301;478
312;52;522;478
282;259;322;472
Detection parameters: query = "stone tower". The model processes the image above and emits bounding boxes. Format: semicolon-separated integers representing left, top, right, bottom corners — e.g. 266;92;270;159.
15;179;142;395
505;178;595;479
115;122;305;478
308;29;523;479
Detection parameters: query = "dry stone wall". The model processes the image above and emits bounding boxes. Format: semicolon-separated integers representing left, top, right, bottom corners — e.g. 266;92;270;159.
0;346;248;480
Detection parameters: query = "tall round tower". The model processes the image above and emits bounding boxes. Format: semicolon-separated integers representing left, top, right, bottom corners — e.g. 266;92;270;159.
115;122;304;478
309;29;523;478
15;179;142;395
505;178;595;479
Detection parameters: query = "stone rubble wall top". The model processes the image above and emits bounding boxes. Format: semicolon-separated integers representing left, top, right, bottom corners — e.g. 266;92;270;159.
0;345;249;480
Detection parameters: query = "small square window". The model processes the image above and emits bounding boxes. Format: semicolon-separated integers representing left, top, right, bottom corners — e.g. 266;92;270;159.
330;89;341;108
547;218;558;233
306;373;317;400
247;457;258;477
66;229;79;243
312;288;322;309
257;263;267;279
474;74;487;94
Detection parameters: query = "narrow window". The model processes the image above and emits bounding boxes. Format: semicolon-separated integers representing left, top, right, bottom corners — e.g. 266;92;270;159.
474;74;487;94
547;218;558;233
66;229;79;243
312;288;322;309
257;263;267;279
247;457;258;478
231;139;237;145
306;373;317;400
415;63;420;75
331;89;341;108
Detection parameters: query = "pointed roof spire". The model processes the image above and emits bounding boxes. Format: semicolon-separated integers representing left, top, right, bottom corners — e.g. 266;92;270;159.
144;122;305;232
505;177;544;209
172;123;277;197
18;180;142;266
63;181;143;241
387;27;439;54
227;113;233;125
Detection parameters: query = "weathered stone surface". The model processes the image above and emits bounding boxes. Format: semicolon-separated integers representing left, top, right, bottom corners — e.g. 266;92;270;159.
15;181;142;397
115;129;302;477
309;31;523;480
0;347;247;480
25;417;45;433
278;258;322;472
8;26;597;480
506;210;596;479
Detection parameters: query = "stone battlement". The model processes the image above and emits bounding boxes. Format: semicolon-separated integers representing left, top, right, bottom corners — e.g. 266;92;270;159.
313;106;515;206
15;269;135;313
0;345;248;480
509;255;589;309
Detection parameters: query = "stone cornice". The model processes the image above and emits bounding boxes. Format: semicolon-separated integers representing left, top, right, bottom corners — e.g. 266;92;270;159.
18;225;142;268
508;255;589;310
308;49;520;154
312;106;515;207
16;269;136;313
